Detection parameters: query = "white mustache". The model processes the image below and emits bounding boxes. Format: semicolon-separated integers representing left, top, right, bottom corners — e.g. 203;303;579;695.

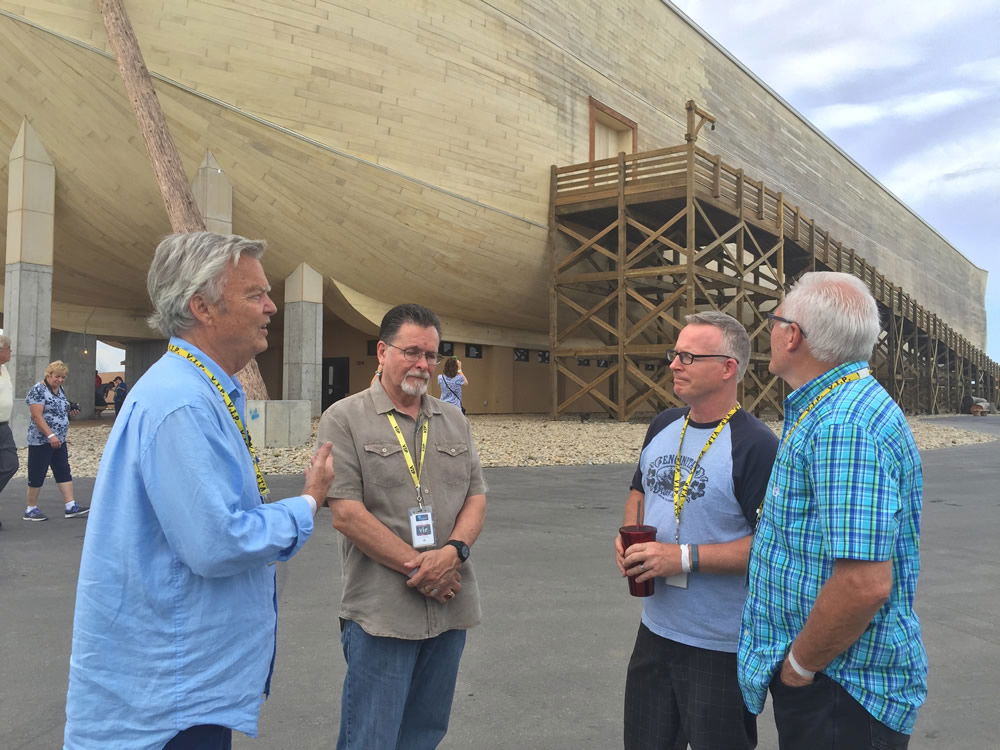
406;369;430;381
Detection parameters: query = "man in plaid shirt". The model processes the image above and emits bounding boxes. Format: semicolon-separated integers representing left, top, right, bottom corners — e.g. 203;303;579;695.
738;272;927;749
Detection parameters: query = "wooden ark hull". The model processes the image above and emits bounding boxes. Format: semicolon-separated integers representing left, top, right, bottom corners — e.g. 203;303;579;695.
0;0;988;353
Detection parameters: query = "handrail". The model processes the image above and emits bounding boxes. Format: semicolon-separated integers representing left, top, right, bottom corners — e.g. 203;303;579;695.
552;143;999;382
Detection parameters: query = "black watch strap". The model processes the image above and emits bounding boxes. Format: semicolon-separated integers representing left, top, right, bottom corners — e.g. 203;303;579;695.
445;539;470;562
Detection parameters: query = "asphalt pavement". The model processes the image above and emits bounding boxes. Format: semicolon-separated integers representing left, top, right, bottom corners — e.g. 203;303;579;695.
1;415;998;749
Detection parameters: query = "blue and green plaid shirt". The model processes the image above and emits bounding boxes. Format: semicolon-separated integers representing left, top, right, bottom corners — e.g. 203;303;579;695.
738;361;928;734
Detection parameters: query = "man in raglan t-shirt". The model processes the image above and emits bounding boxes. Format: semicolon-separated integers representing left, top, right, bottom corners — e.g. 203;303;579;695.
615;310;778;750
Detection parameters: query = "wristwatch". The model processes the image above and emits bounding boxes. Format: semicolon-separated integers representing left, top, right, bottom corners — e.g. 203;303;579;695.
444;539;470;562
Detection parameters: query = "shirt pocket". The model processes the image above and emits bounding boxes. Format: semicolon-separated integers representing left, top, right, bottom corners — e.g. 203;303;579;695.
435;443;470;486
363;442;409;487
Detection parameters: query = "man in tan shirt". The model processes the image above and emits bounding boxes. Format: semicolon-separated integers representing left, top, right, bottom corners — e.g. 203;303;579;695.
318;303;486;750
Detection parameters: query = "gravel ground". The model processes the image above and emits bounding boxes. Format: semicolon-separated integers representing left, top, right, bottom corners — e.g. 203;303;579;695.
16;413;998;479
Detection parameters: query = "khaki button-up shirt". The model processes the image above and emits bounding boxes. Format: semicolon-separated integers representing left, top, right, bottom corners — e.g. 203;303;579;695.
319;380;486;639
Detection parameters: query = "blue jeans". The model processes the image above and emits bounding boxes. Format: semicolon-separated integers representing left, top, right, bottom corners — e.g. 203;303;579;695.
337;619;466;750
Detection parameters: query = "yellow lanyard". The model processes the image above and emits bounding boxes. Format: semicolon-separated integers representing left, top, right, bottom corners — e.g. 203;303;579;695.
781;368;870;447
386;412;429;507
168;344;269;498
757;368;870;522
672;404;740;542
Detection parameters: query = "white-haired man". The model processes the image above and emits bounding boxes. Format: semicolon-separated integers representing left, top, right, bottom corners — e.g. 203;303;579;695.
616;310;777;749
738;271;927;749
65;232;335;750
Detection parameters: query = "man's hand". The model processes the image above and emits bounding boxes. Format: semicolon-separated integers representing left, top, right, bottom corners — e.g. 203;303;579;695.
404;547;463;603
303;442;335;509
779;654;815;688
622;541;683;583
614;534;627;576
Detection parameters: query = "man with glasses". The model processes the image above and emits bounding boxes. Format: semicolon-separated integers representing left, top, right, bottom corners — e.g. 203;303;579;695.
318;303;487;749
739;272;927;749
616;310;777;750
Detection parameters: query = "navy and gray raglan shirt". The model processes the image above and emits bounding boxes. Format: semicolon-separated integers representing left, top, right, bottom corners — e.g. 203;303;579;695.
630;407;778;652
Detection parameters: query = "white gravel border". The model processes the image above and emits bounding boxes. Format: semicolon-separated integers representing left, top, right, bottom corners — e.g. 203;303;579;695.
21;414;999;479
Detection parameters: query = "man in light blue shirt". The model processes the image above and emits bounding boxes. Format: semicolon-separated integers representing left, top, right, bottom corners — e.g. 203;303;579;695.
65;232;334;750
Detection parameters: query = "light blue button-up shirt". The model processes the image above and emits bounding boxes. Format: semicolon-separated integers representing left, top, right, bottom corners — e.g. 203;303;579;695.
65;338;315;749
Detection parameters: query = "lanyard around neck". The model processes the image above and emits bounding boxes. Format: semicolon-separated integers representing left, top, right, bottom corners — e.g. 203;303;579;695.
386;412;429;506
757;368;871;523
672;404;740;542
781;368;870;446
168;344;269;498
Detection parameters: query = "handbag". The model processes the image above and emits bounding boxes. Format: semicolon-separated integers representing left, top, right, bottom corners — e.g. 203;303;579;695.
441;376;466;414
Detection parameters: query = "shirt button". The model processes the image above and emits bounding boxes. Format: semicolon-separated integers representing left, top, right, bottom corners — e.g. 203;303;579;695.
381;448;387;454
450;448;456;455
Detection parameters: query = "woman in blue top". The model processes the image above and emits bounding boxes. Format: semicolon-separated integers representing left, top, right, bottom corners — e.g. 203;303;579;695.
23;360;87;521
437;357;468;412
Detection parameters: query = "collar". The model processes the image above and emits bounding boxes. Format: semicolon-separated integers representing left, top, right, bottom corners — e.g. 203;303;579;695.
784;360;868;413
369;377;441;419
684;406;740;430
170;336;242;399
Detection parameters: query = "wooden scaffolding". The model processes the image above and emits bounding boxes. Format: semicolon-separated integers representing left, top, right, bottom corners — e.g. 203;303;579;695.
548;101;999;420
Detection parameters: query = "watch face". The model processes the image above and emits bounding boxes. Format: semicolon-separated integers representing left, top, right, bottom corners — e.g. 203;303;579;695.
450;540;469;561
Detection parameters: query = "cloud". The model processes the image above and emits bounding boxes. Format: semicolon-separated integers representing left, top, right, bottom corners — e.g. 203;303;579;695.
769;40;917;94
957;57;1000;84
883;127;1000;202
812;88;989;130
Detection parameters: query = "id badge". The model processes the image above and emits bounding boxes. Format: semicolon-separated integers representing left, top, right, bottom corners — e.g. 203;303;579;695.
665;572;688;589
409;506;436;549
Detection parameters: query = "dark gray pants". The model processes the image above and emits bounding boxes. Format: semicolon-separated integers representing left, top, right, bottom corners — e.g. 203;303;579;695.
770;672;910;749
0;422;18;495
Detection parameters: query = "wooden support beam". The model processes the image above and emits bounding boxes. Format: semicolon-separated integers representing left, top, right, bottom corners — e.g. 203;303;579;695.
100;0;268;399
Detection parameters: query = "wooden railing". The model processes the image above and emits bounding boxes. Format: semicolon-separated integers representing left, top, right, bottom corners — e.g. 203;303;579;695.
553;143;999;386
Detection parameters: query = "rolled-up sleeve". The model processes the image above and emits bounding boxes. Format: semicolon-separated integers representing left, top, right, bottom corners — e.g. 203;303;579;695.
140;403;314;577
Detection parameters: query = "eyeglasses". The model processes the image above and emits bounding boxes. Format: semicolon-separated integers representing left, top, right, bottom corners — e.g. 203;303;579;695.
767;313;807;338
665;350;738;365
384;342;441;366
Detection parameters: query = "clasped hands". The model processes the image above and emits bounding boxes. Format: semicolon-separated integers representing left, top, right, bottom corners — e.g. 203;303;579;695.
405;547;462;604
614;536;684;584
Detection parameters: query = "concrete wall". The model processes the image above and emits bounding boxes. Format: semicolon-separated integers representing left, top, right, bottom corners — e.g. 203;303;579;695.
50;330;96;418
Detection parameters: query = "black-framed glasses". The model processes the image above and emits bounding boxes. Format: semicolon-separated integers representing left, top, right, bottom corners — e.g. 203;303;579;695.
384;342;441;366
665;350;738;365
767;313;808;338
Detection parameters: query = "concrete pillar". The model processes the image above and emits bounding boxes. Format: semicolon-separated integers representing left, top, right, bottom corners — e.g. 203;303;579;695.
283;263;323;416
51;331;98;419
124;339;169;385
5;120;55;447
191;151;232;235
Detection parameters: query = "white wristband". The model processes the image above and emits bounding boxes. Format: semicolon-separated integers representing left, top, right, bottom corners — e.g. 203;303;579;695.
680;543;692;573
787;649;816;679
46;433;56;440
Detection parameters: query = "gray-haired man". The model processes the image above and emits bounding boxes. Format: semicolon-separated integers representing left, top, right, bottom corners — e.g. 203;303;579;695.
320;303;487;750
65;232;335;749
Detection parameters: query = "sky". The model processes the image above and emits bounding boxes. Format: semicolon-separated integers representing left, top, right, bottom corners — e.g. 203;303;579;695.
670;0;1000;361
